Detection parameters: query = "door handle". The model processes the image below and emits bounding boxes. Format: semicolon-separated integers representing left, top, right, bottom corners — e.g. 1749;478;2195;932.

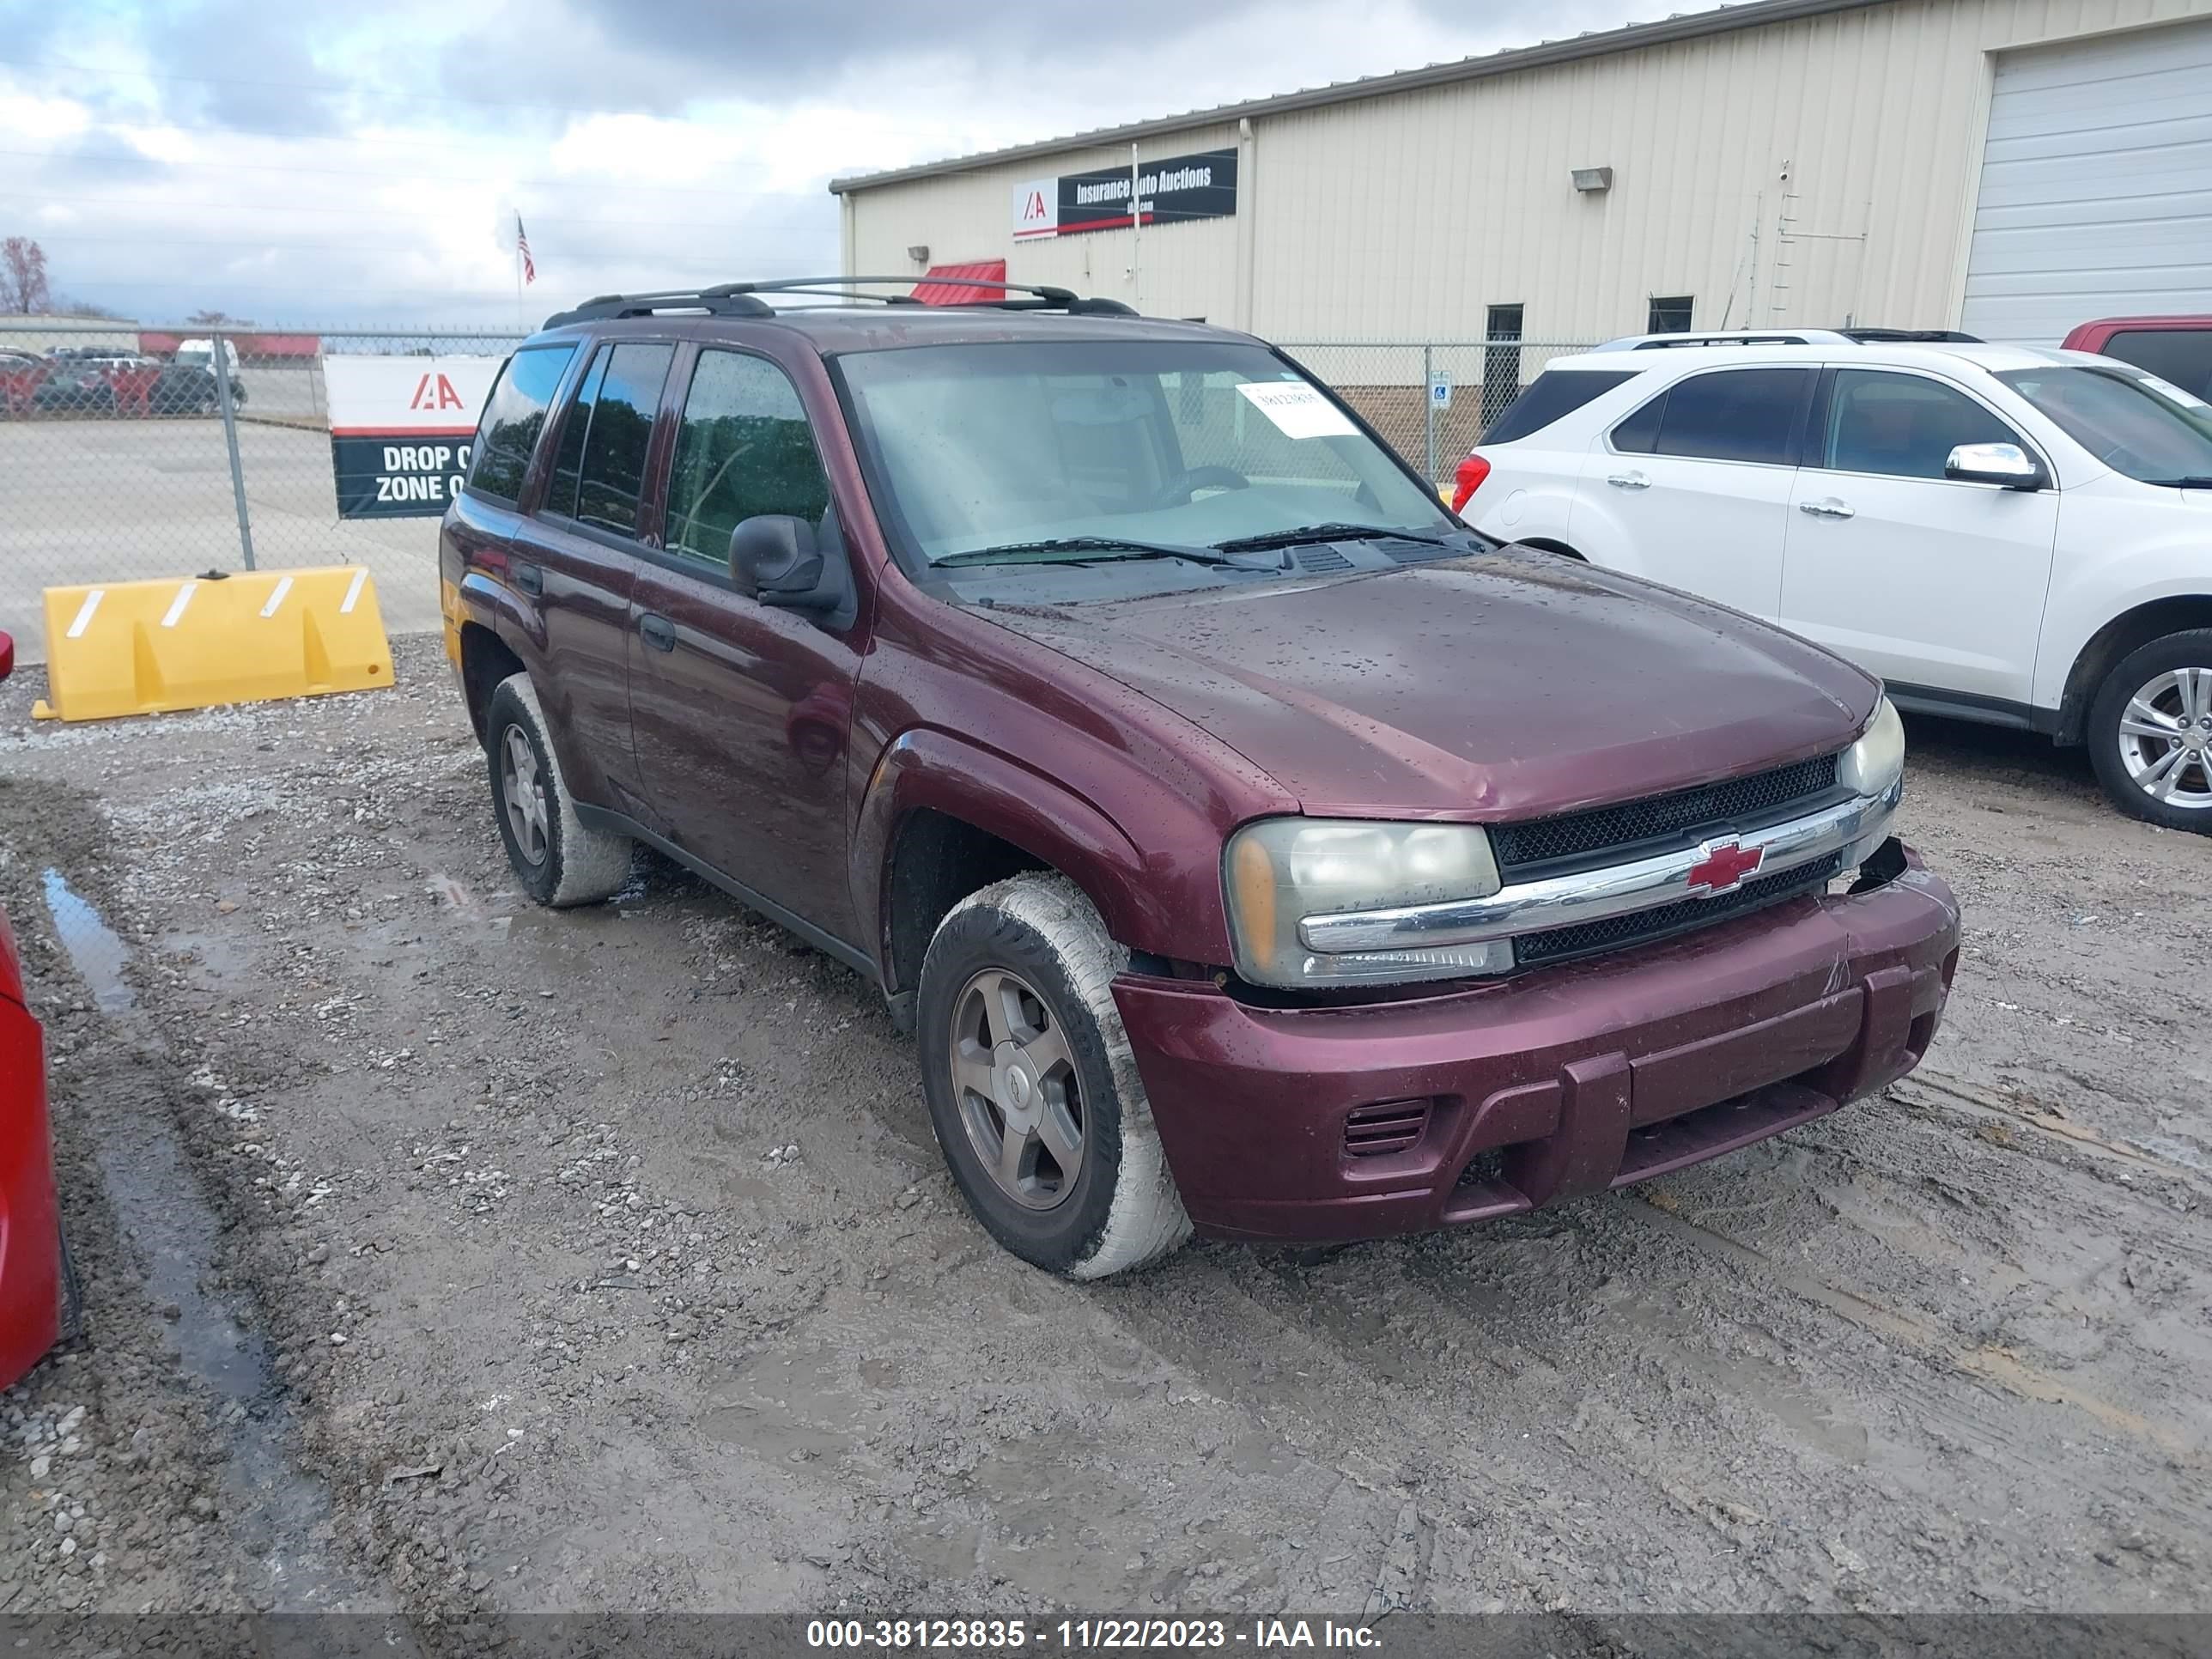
1798;498;1855;520
638;613;677;653
1606;471;1650;489
513;561;544;596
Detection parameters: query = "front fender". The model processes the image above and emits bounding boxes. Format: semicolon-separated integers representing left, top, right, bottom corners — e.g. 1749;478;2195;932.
2033;514;2212;714
852;727;1214;991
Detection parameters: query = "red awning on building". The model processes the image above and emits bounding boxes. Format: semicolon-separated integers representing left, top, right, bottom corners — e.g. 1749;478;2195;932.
911;260;1007;306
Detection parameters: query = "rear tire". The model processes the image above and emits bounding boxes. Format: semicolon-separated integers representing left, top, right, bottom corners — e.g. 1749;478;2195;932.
2087;630;2212;834
916;874;1191;1279
485;673;635;905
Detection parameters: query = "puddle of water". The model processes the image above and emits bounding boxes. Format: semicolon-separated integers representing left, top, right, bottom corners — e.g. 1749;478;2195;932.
46;871;398;1620
42;868;136;1012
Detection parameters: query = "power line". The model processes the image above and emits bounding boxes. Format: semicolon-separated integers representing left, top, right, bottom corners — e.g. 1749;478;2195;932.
0;190;834;233
0;54;1009;142
0;145;852;198
41;269;835;296
26;224;828;254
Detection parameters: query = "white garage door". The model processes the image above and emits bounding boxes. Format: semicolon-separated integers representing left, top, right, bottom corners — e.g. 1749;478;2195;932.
1960;17;2212;343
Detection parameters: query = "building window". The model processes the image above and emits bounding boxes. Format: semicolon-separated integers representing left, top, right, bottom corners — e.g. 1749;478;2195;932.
1483;304;1524;428
1648;295;1694;334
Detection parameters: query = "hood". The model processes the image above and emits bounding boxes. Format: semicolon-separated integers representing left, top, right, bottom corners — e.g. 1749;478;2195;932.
982;548;1880;819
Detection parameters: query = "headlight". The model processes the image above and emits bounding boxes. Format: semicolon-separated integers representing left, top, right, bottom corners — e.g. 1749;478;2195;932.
1839;696;1905;800
1224;817;1504;988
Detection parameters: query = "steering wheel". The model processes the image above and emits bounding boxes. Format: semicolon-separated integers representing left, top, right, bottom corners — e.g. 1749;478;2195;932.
1150;465;1250;507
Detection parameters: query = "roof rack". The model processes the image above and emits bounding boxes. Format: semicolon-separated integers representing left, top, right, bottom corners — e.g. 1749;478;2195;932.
542;276;1137;330
1838;327;1984;343
1616;330;1835;350
1589;325;1984;353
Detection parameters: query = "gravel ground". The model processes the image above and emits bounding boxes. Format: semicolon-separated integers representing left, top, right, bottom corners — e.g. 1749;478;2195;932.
0;632;2206;1644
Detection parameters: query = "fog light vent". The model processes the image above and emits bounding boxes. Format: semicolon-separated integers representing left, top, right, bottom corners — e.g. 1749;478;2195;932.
1344;1098;1431;1158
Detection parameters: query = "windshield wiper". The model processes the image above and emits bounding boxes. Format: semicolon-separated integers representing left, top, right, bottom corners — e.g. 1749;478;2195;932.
1210;521;1463;554
2142;476;2212;489
934;536;1278;569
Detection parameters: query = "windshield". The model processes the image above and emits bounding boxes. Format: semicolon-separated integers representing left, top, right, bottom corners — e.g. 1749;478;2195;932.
1996;364;2212;484
833;340;1458;572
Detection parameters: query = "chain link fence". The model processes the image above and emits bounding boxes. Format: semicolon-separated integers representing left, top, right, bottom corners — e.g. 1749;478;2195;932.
1;319;1598;663
2;319;524;664
1279;337;1601;483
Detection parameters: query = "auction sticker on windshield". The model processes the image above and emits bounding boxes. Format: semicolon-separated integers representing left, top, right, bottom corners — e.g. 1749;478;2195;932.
2139;373;2210;410
1236;380;1357;439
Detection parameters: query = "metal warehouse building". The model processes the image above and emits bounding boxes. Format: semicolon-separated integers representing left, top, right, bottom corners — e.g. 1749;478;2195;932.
832;0;2212;361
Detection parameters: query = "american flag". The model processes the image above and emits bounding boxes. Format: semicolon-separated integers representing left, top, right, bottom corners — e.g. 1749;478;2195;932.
516;213;535;285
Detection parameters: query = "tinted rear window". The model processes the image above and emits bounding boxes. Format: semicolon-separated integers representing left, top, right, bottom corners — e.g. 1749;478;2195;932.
468;344;576;505
574;343;675;535
541;342;675;537
1482;368;1642;444
1613;368;1809;465
2097;329;2212;402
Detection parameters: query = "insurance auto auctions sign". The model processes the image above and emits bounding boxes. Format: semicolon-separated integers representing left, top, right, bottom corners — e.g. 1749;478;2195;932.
1011;148;1238;240
325;355;503;519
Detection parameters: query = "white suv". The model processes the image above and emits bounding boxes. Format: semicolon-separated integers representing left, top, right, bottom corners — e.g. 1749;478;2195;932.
1455;329;2212;832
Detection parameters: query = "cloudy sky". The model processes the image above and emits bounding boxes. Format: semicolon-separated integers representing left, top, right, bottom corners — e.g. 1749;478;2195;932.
0;0;1659;327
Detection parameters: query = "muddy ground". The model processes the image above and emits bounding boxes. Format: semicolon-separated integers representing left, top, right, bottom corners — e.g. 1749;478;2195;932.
0;633;2206;1646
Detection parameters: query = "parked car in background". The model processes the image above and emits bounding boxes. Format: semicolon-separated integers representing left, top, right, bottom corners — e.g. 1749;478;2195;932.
2062;316;2212;403
28;363;118;418
0;349;43;412
0;630;64;1389
149;363;247;416
441;281;1957;1279
173;337;242;376
1457;329;2212;832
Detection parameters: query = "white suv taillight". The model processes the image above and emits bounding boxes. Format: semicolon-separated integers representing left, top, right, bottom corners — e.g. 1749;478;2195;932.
1451;452;1492;513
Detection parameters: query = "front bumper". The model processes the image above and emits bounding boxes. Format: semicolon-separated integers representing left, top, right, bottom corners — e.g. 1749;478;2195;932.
1112;844;1959;1242
0;994;60;1389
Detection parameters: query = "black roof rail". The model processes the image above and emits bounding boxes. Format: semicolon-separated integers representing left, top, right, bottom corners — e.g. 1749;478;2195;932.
1838;327;1984;343
541;276;1136;330
540;287;778;327
731;276;1138;315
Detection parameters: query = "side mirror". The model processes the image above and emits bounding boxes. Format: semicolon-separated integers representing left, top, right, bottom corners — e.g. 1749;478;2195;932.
0;630;12;684
729;514;839;611
1946;441;2045;490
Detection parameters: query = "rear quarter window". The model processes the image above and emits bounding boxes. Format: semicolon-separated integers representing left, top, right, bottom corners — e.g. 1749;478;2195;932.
467;343;579;505
1481;369;1643;444
1611;367;1810;465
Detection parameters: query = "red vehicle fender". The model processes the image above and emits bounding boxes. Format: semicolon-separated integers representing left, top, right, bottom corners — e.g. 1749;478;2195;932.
852;727;1207;991
0;964;60;1390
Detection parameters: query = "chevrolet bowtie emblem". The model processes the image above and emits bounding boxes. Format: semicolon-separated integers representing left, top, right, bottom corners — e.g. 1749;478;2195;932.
1686;840;1765;894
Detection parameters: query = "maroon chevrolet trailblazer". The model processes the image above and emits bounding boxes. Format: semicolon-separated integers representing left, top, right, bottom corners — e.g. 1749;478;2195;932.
438;278;1960;1278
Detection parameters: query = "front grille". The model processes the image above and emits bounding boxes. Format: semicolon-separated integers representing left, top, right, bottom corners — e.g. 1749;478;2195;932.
1492;754;1840;873
1512;855;1840;969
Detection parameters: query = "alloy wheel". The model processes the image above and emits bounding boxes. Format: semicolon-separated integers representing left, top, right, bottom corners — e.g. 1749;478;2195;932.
500;724;551;864
947;967;1085;1211
2116;666;2212;813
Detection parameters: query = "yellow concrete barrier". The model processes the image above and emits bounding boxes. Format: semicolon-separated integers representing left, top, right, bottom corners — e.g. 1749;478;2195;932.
31;567;393;723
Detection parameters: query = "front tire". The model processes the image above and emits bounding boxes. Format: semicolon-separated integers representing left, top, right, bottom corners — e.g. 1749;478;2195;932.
484;673;635;905
2087;631;2212;833
916;875;1191;1279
